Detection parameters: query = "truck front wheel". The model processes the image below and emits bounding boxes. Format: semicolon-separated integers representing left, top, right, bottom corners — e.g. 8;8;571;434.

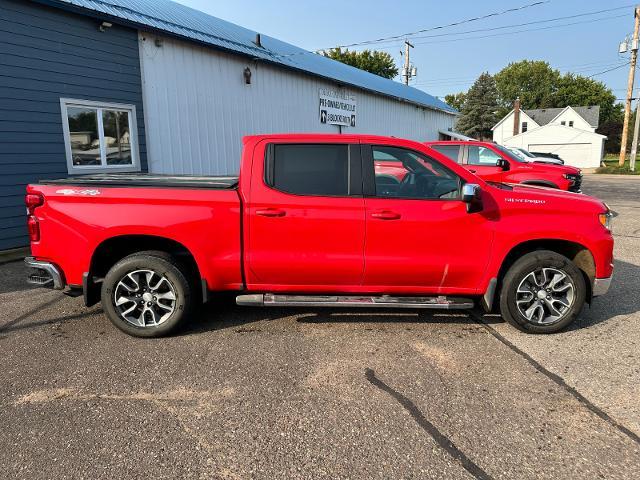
101;252;193;337
499;250;586;333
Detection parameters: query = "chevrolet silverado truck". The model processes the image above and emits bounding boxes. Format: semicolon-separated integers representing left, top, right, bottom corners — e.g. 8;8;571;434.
426;140;582;192
25;134;613;337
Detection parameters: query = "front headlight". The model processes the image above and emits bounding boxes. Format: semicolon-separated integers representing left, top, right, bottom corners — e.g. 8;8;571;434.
598;211;613;232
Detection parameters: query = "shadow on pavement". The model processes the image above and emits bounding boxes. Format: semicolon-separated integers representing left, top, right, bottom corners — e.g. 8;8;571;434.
568;258;640;331
0;260;35;295
2;259;638;336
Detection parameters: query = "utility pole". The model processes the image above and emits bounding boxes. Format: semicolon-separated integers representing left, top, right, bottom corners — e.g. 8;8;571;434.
619;6;640;166
631;92;640;171
402;40;414;85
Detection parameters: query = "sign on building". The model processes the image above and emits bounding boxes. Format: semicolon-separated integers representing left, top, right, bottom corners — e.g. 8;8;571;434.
319;89;357;127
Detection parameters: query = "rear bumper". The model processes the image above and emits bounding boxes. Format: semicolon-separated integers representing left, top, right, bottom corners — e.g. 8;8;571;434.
592;276;612;297
25;257;65;290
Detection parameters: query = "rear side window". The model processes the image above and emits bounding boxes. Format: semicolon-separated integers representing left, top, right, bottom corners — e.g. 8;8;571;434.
467;146;502;166
430;144;461;163
271;144;349;196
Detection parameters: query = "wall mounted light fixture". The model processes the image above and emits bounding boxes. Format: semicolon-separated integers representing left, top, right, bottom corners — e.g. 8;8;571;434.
244;67;252;85
99;21;112;32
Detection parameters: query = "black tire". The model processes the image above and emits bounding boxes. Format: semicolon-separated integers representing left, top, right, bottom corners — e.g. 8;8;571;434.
499;250;586;334
101;251;194;337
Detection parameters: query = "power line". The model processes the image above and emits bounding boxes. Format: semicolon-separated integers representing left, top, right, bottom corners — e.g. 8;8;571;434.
319;3;639;51
411;61;628;87
370;13;626;50
322;0;551;50
357;4;636;48
587;62;631;78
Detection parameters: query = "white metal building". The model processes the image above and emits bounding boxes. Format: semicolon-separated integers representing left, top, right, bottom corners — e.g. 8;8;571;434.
51;0;458;177
140;33;457;175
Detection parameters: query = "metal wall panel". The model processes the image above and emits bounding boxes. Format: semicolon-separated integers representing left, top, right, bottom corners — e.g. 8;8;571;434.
48;0;455;114
0;0;147;250
140;34;456;175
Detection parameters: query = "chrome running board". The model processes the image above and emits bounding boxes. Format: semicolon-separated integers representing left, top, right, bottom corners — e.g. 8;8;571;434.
236;294;474;309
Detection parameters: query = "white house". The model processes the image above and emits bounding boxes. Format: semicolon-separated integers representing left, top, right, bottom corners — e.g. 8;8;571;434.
492;106;606;169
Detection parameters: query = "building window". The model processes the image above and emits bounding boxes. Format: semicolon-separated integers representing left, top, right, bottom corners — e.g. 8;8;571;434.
561;121;566;126
569;121;574;127
60;98;140;174
522;122;528;133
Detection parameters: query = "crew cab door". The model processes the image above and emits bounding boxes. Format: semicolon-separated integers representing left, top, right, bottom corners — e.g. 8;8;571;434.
245;141;365;290
464;145;505;183
362;142;493;293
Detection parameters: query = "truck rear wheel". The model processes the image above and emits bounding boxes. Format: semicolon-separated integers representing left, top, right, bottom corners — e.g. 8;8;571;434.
499;250;586;333
101;252;193;337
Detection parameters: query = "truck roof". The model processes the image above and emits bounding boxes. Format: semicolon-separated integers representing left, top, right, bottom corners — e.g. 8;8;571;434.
243;133;416;143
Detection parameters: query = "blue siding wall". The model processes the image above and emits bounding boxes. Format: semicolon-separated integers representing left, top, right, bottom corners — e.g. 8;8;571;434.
0;0;147;250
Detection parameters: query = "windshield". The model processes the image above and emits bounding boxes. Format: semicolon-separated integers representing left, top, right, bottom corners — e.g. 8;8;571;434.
495;144;527;163
518;148;536;158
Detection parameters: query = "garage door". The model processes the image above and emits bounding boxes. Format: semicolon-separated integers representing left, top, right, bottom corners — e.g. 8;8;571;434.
527;143;592;168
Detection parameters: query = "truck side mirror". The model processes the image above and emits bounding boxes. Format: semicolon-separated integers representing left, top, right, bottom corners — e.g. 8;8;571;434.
462;183;483;213
496;158;510;171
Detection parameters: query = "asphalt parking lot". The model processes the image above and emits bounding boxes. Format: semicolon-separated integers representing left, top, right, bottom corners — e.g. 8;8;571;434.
1;175;639;479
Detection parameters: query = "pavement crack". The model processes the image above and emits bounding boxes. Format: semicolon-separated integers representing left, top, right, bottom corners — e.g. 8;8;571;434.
470;312;640;446
365;368;493;480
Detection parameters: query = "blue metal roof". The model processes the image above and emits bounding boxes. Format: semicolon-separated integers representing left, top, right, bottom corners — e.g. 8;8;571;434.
39;0;457;114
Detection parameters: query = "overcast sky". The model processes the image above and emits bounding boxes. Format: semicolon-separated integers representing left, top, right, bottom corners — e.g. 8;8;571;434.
174;0;637;102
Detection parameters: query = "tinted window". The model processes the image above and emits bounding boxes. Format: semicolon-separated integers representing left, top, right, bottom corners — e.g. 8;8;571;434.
271;144;349;196
372;146;460;200
431;144;461;163
467;146;502;166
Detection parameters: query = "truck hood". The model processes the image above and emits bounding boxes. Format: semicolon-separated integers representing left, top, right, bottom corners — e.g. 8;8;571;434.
525;162;580;175
527;157;564;166
500;182;606;211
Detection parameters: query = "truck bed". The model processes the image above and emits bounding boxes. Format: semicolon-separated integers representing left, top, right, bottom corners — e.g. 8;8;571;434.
39;173;239;189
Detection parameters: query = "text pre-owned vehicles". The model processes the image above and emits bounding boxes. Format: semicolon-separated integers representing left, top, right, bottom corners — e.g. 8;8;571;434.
426;140;581;192
25;134;613;337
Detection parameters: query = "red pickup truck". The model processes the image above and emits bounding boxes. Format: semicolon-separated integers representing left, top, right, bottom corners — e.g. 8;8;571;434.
25;134;613;337
426;140;582;192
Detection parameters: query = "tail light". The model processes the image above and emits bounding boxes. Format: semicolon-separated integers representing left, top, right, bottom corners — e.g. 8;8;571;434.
27;215;40;242
25;193;44;214
25;193;44;242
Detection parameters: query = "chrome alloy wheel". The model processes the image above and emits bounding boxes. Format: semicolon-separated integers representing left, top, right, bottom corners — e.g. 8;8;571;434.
515;267;576;325
113;270;177;327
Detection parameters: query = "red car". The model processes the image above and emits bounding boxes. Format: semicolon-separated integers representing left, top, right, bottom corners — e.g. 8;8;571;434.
25;134;612;337
425;140;582;192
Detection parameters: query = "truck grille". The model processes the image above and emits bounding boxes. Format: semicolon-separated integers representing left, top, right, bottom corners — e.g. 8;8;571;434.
568;174;582;193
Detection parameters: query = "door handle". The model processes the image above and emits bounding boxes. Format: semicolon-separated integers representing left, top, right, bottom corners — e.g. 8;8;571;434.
256;208;286;217
371;210;401;220
468;169;477;173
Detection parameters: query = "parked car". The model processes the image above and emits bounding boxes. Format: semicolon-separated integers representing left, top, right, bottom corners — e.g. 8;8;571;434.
25;134;612;337
531;151;564;162
426;140;582;192
507;147;564;165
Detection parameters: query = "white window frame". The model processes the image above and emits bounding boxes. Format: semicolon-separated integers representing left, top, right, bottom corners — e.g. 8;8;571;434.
60;98;141;174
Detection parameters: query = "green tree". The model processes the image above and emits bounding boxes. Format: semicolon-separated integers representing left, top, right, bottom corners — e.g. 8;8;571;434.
494;60;560;115
321;48;399;79
455;73;499;140
554;74;618;126
444;92;467;111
